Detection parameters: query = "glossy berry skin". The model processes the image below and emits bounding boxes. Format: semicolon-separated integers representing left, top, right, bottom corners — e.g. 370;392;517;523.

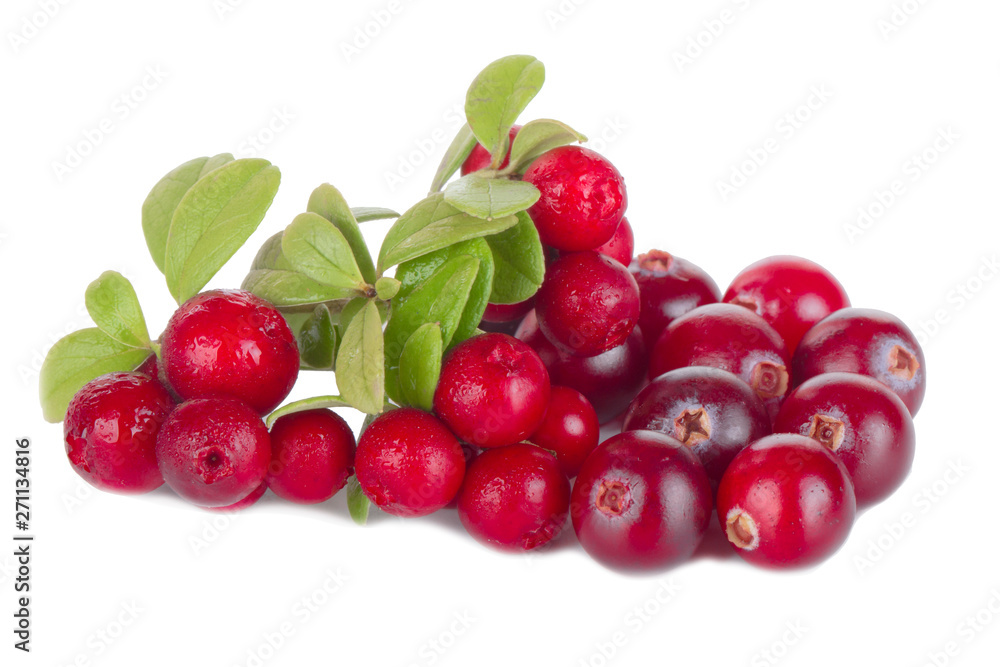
724;255;850;354
64;372;175;494
793;308;926;416
434;333;550;448
458;443;570;552
528;386;600;478
160;289;299;414
523;145;627;252
481;297;534;324
572;430;712;571
629;250;721;350
354;408;465;517
622;367;771;491
156;397;271;508
201;481;268;512
536;251;641;357
460;125;520;175
593;218;634;267
517;310;647;423
716;434;856;569
774;373;915;507
267;409;356;504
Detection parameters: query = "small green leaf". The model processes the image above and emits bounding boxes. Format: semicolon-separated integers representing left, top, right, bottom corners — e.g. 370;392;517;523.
443;174;540;220
265;395;351;429
399;323;443;411
165;158;281;304
84;271;151;349
430;123;479;193
351;207;400;223
505;119;587;173
375;276;401;301
241;269;359;306
39;328;152;423
308;184;377;284
298;304;337;370
335;297;369;352
465;55;545;164
335;299;384;415
346;476;370;525
485;211;546;304
250;231;292;271
282;212;367;293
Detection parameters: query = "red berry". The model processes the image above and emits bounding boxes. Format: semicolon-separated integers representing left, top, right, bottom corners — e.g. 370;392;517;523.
535;251;640;357
571;430;712;571
458;443;570;552
724;255;850;354
629;250;721;350
266;409;356;504
160;289;299;414
793;308;926;416
716;434;856;569
481;297;534;324
156;397;271;507
523;146;627;252
354;408;465;517
528;386;600;478
460;125;520;175
774;372;915;506
64;372;175;494
200;481;268;512
593;218;634;267
433;333;550;448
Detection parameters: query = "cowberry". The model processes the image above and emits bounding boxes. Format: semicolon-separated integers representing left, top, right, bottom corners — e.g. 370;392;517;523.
593;218;634;267
267;409;356;504
629;250;721;350
528;386;600;478
460;125;520;175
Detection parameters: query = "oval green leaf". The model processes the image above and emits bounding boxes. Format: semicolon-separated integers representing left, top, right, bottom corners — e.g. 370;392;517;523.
346;476;370;525
265;394;351;429
443;174;540;220
430;123;479;193
335;299;385;415
298;304;337;370
505;119;587;174
374;276;401;301
485;211;545;304
84;271;151;349
282;212;367;292
308;184;377;284
465;55;545;164
399;323;443;412
250;231;293;271
241;269;359;306
351;207;400;223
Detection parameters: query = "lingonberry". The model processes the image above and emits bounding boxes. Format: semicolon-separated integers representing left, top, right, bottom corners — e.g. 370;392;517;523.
201;481;268;512
716;434;856;569
523;145;627;252
267;409;356;504
793;308;926;416
535;251;640;357
629;250;721;350
516;310;647;423
160;289;299;414
354;407;465;517
724;255;851;354
481;298;534;324
458;443;570;552
527;386;600;478
622;367;771;491
156;397;271;508
460;125;520;175
593;218;634;267
571;430;712;571
64;372;175;494
774;372;915;506
433;333;550;448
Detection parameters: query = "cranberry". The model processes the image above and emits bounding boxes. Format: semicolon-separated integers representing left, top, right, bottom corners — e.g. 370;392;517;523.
160;289;299;414
266;409;356;504
523;146;627;252
201;481;268;512
774;372;915;507
460;125;520;175
481;298;534;324
629;250;721;350
433;333;550;448
134;354;159;379
724;255;850;354
716;434;856;569
516;310;647;423
354;408;465;517
793;308;926;416
535;251;640;357
622;367;771;491
593;218;634;267
64;372;174;494
156;397;271;507
458;443;570;552
571;430;712;571
528;386;600;478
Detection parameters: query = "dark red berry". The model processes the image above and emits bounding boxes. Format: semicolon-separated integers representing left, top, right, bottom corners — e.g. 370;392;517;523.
481;297;534;324
716;434;856;569
266;409;356;504
528;386;600;478
134;353;159;379
629;250;721;350
593;218;634;267
458;443;570;552
774;372;915;507
433;333;550;448
201;481;268;512
460;125;520;175
571;430;712;571
354;408;465;517
793;308;926;416
523;146;627;252
64;372;175;494
724;255;850;354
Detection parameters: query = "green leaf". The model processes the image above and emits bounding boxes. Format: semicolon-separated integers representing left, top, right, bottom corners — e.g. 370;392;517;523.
39;328;152;423
265;395;351;429
399;323;443;412
335;297;369;352
308;184;377;284
335;299;384;415
465;55;545;164
241;269;359;306
346;476;370;525
374;276;401;301
165;158;281;304
443;174;540;220
298;304;337;370
84;271;151;349
377;193;518;273
351;207;400;223
141;153;234;273
282;212;367;293
250;231;292;271
505;119;587;174
430;123;479;193
485;211;546;304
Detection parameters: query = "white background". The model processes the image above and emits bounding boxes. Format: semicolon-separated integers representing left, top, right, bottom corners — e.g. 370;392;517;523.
3;1;998;666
